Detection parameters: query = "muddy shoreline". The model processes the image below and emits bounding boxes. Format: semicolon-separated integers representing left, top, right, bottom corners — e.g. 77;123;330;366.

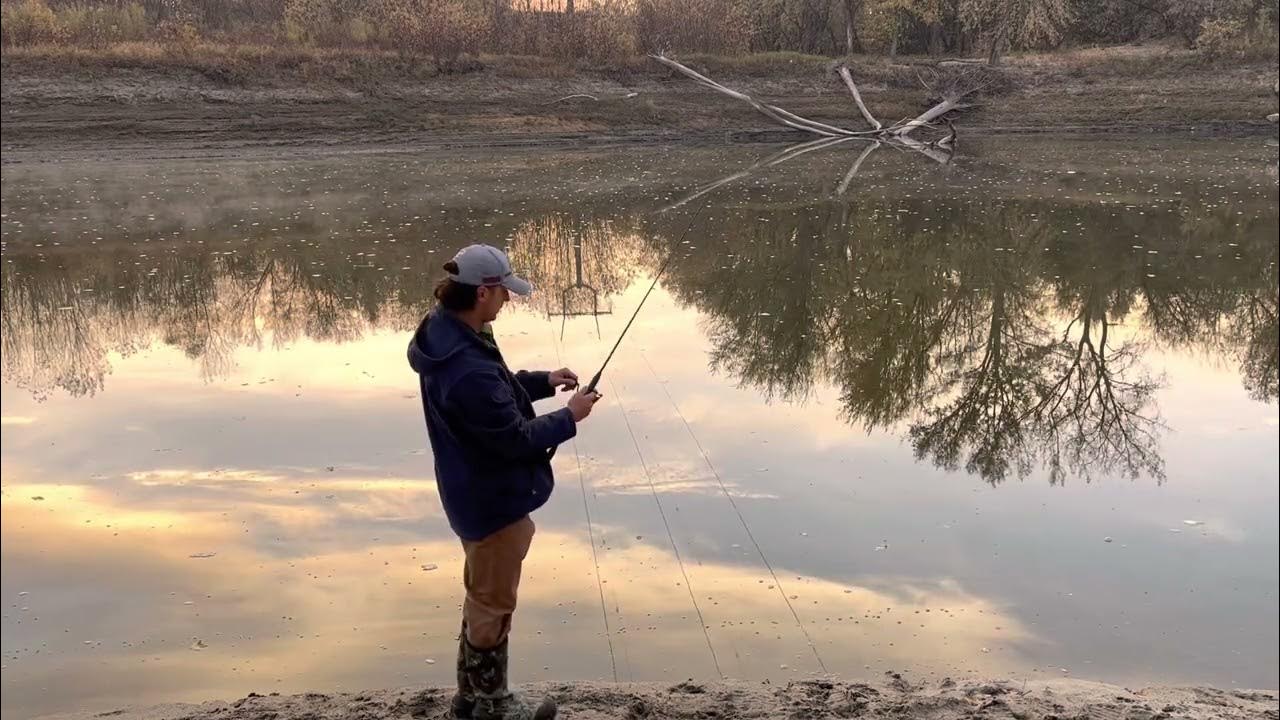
29;677;1280;720
3;49;1276;162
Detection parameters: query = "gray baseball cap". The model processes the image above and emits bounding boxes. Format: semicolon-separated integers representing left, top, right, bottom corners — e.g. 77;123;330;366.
446;244;533;296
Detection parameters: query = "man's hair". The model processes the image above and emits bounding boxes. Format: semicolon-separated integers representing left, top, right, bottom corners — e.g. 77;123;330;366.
435;261;480;311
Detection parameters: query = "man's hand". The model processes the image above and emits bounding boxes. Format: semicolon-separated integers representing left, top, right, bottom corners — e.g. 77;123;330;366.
567;389;602;422
549;368;579;392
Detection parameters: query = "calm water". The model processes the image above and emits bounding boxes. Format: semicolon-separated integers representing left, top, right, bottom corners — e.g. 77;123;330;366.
2;138;1277;718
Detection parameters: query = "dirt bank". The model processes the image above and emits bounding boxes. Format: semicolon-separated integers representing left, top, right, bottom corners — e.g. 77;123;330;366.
29;677;1280;720
2;44;1276;161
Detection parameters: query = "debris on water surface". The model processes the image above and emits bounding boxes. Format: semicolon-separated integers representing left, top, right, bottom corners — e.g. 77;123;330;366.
421;563;439;571
424;658;436;664
189;552;217;559
1104;537;1113;543
189;638;208;651
31;496;44;501
1183;520;1204;526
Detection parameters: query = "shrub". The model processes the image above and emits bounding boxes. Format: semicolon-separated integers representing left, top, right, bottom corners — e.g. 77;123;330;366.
375;0;489;70
633;0;748;54
282;0;366;46
1;0;61;46
541;1;635;62
157;17;202;47
1194;17;1245;57
57;2;149;48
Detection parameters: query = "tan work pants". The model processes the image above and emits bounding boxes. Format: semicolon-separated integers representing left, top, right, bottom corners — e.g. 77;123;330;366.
461;515;535;649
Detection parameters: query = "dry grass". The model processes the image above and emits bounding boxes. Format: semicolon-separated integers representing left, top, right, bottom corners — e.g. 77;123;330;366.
0;43;858;87
3;39;1276;88
1;41;450;85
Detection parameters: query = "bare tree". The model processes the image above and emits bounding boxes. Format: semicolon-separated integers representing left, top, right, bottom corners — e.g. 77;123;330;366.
960;0;1073;64
840;0;867;52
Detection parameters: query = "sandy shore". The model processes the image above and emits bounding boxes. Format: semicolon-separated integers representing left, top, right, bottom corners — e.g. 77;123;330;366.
31;677;1279;720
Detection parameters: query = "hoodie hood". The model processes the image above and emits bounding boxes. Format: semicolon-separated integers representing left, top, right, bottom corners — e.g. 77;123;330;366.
408;308;484;375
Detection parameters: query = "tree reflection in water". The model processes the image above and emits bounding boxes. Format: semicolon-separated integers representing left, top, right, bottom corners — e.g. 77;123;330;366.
3;167;1274;487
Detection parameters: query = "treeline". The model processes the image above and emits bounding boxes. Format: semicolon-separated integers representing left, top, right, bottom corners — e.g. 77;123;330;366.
2;0;1277;66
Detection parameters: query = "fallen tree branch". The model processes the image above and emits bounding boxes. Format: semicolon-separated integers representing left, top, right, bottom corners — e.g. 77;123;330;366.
648;53;971;182
894;99;966;137
543;94;599;105
765;103;862;136
838;66;882;131
651;54;976;143
651;54;834;135
651;54;882;137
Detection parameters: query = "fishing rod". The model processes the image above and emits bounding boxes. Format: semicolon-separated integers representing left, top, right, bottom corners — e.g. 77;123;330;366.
580;205;706;395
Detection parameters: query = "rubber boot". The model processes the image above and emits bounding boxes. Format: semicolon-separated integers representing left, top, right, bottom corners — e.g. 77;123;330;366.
450;622;476;718
462;636;556;720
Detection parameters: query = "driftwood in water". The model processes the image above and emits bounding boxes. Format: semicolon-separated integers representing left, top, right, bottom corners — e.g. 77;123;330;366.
543;94;599;105
838;66;882;131
650;54;971;148
650;55;879;137
653;56;977;211
893;97;962;137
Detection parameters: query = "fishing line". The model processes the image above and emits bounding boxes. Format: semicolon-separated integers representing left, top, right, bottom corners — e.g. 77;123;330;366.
608;376;725;680
549;325;619;683
640;351;829;674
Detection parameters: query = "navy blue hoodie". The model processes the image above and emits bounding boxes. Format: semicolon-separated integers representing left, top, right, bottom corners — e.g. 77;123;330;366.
408;308;577;541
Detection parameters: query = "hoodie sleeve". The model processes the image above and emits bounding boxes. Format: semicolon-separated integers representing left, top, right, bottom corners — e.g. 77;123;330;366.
514;370;555;402
447;369;576;459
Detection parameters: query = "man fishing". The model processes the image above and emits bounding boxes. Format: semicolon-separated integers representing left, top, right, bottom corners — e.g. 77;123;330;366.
408;244;601;720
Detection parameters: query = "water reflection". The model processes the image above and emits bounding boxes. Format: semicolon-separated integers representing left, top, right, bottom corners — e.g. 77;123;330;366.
2;471;1030;704
648;197;1277;484
2;141;1277;717
506;214;658;335
6;176;1273;486
1;245;436;398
